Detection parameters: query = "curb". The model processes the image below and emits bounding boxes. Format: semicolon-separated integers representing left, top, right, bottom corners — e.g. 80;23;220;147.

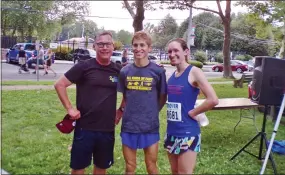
1;59;74;65
2;85;76;91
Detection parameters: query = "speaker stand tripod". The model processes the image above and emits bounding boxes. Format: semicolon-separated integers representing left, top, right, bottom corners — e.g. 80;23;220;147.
260;93;285;174
230;105;277;175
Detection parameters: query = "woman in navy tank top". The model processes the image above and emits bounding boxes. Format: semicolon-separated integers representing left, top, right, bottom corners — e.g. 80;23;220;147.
164;38;219;174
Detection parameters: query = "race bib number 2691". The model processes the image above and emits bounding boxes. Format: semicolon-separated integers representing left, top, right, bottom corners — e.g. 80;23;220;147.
167;102;182;122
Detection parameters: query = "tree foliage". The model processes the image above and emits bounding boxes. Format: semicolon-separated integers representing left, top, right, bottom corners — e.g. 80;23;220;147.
160;0;234;78
117;30;133;45
114;41;123;50
194;50;207;63
237;0;285;59
1;1;89;41
152;14;178;49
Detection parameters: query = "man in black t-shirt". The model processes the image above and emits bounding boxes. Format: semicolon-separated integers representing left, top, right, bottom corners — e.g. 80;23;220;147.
54;31;121;175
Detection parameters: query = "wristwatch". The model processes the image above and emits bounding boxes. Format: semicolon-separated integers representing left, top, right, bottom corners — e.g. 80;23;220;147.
119;107;125;112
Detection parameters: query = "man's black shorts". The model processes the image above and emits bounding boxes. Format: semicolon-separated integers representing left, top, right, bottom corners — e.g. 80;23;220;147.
70;128;115;170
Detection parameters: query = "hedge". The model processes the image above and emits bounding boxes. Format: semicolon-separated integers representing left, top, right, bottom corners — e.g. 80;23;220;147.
160;60;203;69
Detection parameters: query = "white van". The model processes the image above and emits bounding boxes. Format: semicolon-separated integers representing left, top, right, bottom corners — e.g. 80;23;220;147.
111;51;122;64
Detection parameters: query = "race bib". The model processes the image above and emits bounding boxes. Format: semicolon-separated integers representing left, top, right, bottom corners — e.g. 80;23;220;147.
167;102;182;122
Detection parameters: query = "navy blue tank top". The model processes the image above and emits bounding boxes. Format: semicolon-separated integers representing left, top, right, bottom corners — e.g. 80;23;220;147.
167;65;200;137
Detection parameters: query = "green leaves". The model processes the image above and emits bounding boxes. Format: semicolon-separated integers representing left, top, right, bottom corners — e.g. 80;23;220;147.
152;14;178;49
1;1;90;41
117;30;133;45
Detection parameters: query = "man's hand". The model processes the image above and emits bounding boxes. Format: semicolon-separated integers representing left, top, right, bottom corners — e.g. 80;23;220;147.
115;109;123;125
68;108;81;120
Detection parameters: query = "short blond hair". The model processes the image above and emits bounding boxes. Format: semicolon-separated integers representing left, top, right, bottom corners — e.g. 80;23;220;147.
132;31;152;47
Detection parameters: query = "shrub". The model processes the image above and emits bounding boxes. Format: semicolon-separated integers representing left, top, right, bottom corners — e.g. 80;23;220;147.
189;60;203;68
114;41;123;50
160;60;203;69
194;50;207;64
215;52;223;63
235;54;253;61
54;46;73;54
235;55;246;61
55;52;73;61
53;46;73;61
244;54;253;61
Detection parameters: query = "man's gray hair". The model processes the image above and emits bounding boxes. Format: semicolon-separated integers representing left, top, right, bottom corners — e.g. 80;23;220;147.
94;31;113;41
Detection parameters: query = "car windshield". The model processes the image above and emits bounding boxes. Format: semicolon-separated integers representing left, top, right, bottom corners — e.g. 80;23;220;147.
112;52;122;56
24;44;36;51
231;60;243;65
88;50;96;57
247;61;254;66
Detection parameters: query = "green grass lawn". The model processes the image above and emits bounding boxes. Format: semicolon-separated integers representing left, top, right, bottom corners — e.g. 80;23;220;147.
208;77;236;82
2;84;285;174
2;80;55;86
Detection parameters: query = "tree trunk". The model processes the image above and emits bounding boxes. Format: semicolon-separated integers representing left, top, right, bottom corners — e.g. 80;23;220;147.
220;0;233;78
12;27;17;37
278;23;285;59
222;19;234;78
21;29;24;42
2;16;6;36
133;0;145;32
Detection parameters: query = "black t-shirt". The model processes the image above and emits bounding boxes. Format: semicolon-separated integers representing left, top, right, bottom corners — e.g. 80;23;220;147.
18;50;26;57
65;59;122;131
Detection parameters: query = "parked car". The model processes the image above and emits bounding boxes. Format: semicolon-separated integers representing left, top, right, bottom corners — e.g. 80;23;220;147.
243;60;254;71
111;51;123;64
148;55;157;60
232;60;254;72
73;48;96;64
212;60;248;73
6;43;43;63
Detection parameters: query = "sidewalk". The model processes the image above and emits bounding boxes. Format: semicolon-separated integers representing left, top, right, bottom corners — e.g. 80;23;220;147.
1;59;74;64
2;84;76;91
2;82;232;91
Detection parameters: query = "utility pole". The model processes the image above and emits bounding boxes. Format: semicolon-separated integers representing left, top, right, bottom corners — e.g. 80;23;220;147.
187;0;196;60
82;23;85;38
187;1;193;60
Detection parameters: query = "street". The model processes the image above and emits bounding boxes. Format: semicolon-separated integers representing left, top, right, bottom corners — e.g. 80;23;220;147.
1;62;241;81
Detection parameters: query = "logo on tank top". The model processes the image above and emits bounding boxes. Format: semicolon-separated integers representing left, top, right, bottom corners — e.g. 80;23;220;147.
126;76;153;91
168;85;183;94
109;76;118;83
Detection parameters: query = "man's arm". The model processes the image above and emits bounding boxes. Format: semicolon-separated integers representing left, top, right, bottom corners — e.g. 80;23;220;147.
159;94;167;111
54;75;73;111
188;67;219;118
54;75;80;120
115;70;126;125
158;69;167;111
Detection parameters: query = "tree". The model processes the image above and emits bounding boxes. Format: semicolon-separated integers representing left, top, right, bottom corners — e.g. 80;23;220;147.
60;20;98;40
237;1;285;59
117;30;132;45
192;12;223;50
123;0;159;32
1;1;89;41
114;41;123;50
163;0;234;78
123;0;145;32
230;12;274;56
152;14;178;49
143;22;156;34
